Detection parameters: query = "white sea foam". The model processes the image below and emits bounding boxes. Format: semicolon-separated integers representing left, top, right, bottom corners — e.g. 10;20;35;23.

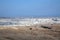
0;17;60;26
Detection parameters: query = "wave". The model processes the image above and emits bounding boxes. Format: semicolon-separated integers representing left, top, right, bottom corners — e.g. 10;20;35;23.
0;18;60;26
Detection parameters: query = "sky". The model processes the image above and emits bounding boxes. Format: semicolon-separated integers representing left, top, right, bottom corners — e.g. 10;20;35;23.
0;0;60;17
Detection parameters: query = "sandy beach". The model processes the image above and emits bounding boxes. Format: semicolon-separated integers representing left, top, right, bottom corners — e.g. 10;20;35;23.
0;24;60;40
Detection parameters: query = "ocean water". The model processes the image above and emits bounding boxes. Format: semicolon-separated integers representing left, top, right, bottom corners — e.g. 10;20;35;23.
0;17;60;26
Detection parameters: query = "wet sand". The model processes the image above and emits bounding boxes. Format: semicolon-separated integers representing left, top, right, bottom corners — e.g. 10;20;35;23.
0;24;60;40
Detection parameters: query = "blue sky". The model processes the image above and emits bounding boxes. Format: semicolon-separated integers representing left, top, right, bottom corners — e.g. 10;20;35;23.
0;0;60;17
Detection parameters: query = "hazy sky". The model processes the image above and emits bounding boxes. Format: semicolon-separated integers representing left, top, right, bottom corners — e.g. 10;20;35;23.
0;0;60;17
